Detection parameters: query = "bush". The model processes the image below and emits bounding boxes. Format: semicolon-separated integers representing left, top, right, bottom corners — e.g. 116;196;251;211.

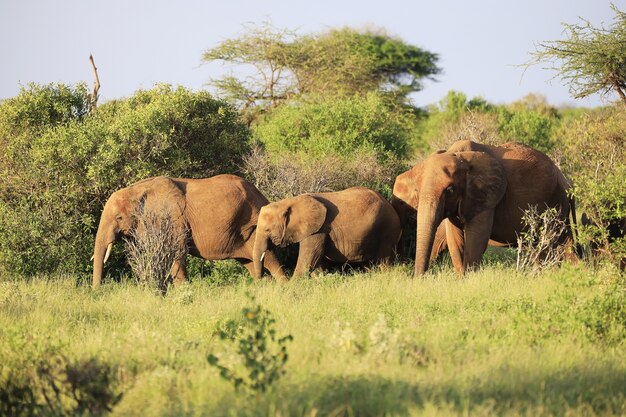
557;105;626;265
124;204;189;292
254;93;417;159
0;84;250;276
429;110;503;150
419;91;559;154
497;107;557;153
516;206;569;273
242;145;405;201
208;293;293;394
418;90;492;150
247;93;412;200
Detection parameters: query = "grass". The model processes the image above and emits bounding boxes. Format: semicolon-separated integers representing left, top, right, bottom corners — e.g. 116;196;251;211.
0;260;625;416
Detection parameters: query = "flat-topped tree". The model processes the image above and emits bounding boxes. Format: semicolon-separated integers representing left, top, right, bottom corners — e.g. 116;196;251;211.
203;23;440;123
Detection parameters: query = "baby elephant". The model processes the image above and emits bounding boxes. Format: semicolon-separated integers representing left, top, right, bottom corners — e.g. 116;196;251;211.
253;187;401;278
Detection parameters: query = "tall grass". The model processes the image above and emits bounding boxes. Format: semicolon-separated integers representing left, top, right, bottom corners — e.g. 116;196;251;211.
0;263;624;416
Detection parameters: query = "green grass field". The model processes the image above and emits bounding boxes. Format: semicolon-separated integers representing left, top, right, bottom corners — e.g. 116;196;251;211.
1;260;625;416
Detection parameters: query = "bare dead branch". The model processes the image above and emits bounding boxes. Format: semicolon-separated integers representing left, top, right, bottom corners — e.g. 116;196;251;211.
88;54;101;111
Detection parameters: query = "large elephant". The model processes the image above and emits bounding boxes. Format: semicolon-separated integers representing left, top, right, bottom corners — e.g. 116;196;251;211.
392;140;574;276
92;174;286;287
253;187;401;278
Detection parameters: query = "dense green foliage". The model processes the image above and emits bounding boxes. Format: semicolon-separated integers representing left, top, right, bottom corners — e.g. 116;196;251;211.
418;91;559;153
0;84;250;275
255;93;414;159
557;105;626;262
1;264;624;415
244;93;414;201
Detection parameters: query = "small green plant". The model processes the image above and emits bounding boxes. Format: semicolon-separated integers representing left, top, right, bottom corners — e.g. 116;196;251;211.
207;293;293;393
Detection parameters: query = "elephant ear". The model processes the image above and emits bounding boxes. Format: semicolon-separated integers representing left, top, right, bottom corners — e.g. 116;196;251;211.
457;151;507;221
393;163;423;209
283;195;327;244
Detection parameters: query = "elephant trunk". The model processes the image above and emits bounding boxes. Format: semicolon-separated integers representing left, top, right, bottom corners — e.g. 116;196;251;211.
252;231;268;280
92;215;116;288
414;194;445;276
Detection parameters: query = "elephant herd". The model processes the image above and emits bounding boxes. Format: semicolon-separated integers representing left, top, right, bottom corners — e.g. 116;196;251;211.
92;140;576;287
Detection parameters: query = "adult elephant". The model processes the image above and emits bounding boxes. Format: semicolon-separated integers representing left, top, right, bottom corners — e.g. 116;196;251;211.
253;187;401;278
92;174;286;287
392;140;574;276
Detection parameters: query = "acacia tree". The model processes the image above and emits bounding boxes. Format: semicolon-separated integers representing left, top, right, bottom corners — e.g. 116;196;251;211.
530;4;626;110
202;24;298;115
203;23;440;121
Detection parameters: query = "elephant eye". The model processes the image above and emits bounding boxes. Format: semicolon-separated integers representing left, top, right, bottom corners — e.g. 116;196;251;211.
446;185;455;194
116;215;123;221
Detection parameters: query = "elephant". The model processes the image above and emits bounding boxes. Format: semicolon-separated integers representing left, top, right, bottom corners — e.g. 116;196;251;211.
394;204;509;266
392;140;574;276
92;174;286;287
253;187;401;278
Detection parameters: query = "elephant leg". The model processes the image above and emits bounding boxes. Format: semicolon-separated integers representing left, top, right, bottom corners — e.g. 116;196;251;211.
170;258;187;285
240;260;255;277
375;240;397;267
430;221;449;265
445;219;465;273
293;233;327;279
463;210;494;272
261;250;288;283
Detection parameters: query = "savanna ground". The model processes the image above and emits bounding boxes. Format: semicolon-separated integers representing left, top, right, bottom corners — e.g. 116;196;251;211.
1;251;625;416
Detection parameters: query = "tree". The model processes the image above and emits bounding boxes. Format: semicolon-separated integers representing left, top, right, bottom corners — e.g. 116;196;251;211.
203;23;440;121
530;4;626;110
202;24;297;116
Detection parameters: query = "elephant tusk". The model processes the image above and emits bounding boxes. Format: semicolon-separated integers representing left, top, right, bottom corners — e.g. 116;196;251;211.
103;242;113;264
90;254;94;262
260;251;266;263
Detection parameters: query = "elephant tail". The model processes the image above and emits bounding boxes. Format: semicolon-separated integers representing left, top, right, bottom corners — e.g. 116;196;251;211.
568;194;583;258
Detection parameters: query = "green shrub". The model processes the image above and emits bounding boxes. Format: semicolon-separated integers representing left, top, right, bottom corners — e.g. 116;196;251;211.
497;107;556;153
186;258;250;286
254;93;417;159
208;293;293;394
557;105;626;264
418;90;492;150
0;84;250;276
248;93;412;200
418;91;559;154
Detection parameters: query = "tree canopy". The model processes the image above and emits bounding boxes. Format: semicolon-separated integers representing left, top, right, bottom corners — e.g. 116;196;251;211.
203;23;440;120
530;4;626;109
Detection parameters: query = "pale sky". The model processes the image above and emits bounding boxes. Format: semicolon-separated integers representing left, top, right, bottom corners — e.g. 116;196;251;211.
0;0;621;108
